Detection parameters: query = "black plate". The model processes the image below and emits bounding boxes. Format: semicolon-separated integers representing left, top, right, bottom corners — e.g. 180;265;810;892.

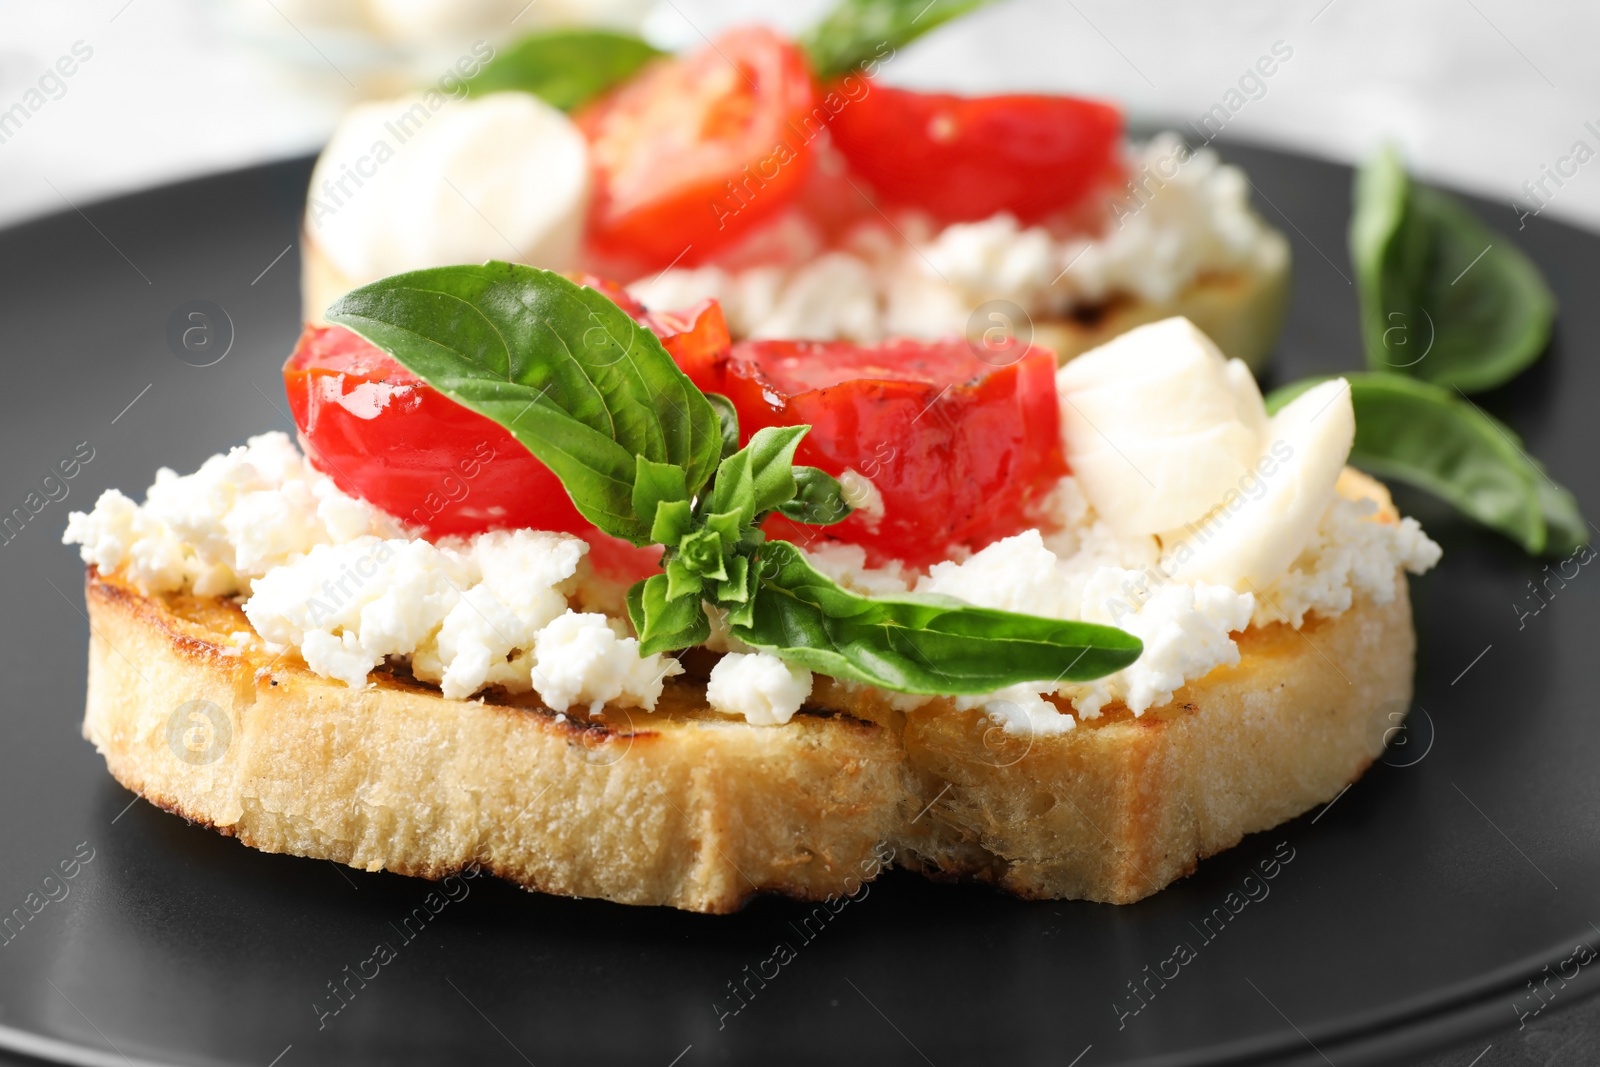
2;143;1597;1067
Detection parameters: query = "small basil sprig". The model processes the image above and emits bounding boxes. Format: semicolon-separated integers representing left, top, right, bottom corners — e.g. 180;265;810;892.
330;263;1144;694
464;30;663;111
1351;146;1556;394
1267;374;1585;556
626;423;857;654
800;0;998;80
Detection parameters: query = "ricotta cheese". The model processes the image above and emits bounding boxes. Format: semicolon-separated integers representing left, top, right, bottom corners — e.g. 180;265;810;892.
530;612;682;715
1250;495;1441;629
918;524;1253;724
63;432;387;596
706;652;814;726
630;134;1289;344
243;530;681;708
64;435;680;710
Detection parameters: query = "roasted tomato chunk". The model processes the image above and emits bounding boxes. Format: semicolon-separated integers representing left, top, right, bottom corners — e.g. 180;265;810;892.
828;83;1123;224
577;27;817;270
715;338;1067;567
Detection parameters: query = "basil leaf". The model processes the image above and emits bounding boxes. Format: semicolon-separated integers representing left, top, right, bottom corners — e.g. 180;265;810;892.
327;263;721;544
627;575;710;656
707;447;755;527
744;426;810;515
650;499;693;545
1535;475;1588;556
1266;373;1587;555
732;541;1142;694
779;467;854;526
464;30;662;111
1351;147;1556;394
632;457;688;534
705;393;741;459
800;0;996;80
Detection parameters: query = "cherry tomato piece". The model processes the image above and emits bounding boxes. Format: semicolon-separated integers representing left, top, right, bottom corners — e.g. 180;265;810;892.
572;274;732;386
284;324;590;538
577;27;818;270
827;82;1123;224
719;338;1067;568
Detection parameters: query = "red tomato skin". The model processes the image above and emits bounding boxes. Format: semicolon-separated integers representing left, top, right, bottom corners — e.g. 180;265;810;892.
577;27;818;269
284;325;589;539
827;82;1124;224
644;298;731;389
572;272;734;391
718;340;1067;569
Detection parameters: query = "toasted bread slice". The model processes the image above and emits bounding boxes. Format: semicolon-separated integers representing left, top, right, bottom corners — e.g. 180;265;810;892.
300;230;1289;371
80;471;1414;912
1031;259;1289;373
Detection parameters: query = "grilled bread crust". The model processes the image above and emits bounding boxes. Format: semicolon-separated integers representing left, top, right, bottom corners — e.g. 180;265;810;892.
300;230;1289;372
81;474;1412;913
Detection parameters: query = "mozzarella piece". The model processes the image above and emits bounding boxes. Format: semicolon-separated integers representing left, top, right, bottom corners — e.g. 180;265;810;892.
307;92;589;290
706;652;813;726
1162;379;1356;591
1057;318;1262;537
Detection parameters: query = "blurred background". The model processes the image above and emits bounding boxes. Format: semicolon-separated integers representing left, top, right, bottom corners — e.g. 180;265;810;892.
1;0;1596;233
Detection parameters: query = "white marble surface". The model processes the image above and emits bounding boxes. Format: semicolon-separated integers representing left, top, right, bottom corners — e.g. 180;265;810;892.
0;0;1596;234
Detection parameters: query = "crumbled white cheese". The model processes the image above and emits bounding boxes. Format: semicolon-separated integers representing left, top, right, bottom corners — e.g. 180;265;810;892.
530;611;682;715
916;523;1253;721
953;685;1076;737
244;536;470;689
1250;495;1442;628
63;432;387;596
630;134;1288;343
706;652;813;726
802;542;914;597
68;436;679;710
1063;568;1254;718
244;529;681;708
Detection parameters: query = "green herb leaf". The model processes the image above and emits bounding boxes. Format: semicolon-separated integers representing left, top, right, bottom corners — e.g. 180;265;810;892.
717;555;752;604
1266;373;1587;555
705;393;741;459
632;457;689;535
326;263;721;544
665;558;703;602
744;426;810;515
1532;460;1588;556
464;29;663;111
800;0;997;80
707;445;755;527
650;499;694;545
627;574;710;656
1351;146;1556;394
732;541;1142;694
779;467;854;526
